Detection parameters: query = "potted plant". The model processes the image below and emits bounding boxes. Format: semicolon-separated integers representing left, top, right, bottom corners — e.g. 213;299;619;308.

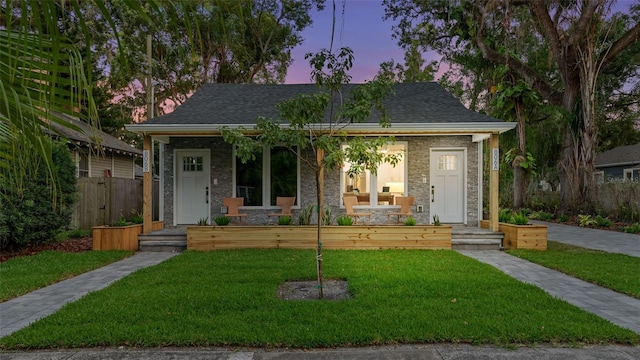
481;209;547;250
214;215;231;226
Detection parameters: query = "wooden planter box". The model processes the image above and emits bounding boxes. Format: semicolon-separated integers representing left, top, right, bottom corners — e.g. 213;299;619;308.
187;225;452;251
480;220;547;250
92;221;163;251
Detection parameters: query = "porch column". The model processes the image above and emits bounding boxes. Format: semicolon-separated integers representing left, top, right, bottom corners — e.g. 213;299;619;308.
489;133;499;232
143;134;152;234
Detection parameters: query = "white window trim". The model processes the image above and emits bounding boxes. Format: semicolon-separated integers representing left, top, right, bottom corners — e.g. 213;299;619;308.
340;141;408;209
624;168;640;182
232;145;301;209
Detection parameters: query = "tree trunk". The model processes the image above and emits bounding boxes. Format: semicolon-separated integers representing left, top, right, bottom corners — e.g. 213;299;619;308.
557;84;582;212
315;148;324;299
513;99;526;209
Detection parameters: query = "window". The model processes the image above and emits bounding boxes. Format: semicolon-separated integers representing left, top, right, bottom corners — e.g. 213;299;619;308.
341;142;406;206
78;152;89;177
437;155;457;170
624;168;640;182
235;146;298;207
183;156;203;172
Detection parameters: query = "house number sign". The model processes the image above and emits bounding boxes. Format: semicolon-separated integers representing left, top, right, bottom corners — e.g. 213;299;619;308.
143;150;150;173
491;148;499;171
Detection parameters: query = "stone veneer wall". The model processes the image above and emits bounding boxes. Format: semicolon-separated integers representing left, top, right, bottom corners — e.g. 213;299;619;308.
162;135;479;226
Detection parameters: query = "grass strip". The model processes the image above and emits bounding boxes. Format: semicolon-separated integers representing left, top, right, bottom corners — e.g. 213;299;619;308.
508;241;640;299
0;250;133;302
1;249;637;349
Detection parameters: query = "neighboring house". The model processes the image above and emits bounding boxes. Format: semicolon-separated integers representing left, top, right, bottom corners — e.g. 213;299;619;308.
595;143;640;183
48;113;142;178
127;82;515;227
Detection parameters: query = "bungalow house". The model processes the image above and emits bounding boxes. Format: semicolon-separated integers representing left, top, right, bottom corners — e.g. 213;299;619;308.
48;112;142;179
595;143;640;183
126;82;515;231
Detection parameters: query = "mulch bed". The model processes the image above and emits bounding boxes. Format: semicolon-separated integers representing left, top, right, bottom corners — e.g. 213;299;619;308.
1;237;92;263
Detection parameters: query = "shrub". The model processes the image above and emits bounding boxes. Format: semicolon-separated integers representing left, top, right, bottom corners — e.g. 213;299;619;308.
336;215;353;226
557;213;569;223
112;217;128;227
498;208;512;223
278;216;293;225
404;217;417;226
322;205;332;225
578;214;597;227
432;214;441;226
623;223;640;234
534;211;553;221
298;204;313;225
197;217;208;226
0;141;77;251
595;215;613;227
129;209;144;224
509;211;529;225
214;216;231;226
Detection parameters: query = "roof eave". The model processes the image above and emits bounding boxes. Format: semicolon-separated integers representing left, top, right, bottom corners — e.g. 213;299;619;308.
126;122;516;136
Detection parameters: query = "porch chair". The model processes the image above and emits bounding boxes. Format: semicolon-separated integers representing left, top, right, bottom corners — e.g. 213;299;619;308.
222;197;248;224
267;196;296;224
343;195;372;225
387;196;414;224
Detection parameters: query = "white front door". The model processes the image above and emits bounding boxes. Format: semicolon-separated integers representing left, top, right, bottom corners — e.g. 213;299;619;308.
430;149;465;223
176;150;210;224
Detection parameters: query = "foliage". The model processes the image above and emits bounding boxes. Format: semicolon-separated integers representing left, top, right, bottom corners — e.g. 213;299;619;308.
557;213;570;223
278;216;293;226
509;211;529;226
504;149;537;176
432;214;441;226
498;208;512;223
112;217;128;227
530;211;553;222
197;217;209;226
336;215;353;226
0;141;77;251
322;205;332;226
60;229;92;240
214;216;231;226
3;250;637;348
298;204;314;225
578;214;597;227
129;210;144;224
0;250;133;302
509;241;640;299
623;223;640;234
403;216;416;226
595;215;613;228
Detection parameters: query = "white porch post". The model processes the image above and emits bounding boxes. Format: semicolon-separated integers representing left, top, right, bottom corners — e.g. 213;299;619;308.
143;134;152;234
489;133;500;232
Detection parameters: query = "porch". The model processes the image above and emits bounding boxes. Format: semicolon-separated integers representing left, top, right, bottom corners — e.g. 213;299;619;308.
137;225;503;252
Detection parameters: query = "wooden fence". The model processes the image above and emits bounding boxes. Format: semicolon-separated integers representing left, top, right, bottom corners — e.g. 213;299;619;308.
71;177;159;230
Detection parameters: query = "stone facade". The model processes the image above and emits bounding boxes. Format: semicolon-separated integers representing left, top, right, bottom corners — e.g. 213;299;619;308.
162;135;480;227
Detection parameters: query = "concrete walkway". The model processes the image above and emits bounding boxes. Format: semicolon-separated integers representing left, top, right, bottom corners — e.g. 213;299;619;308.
533;220;640;257
0;252;177;338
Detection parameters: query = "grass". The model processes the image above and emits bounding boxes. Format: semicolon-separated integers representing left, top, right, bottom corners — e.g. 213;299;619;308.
508;241;640;299
0;250;133;302
1;249;637;349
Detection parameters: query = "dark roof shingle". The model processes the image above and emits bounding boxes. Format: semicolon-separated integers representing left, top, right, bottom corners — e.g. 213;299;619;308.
141;82;505;126
595;143;640;167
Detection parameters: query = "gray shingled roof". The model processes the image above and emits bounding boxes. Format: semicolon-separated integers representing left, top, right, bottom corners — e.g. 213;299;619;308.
595;143;640;167
141;82;505;126
48;113;142;156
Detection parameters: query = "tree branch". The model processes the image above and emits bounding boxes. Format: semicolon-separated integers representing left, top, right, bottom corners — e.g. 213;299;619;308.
600;22;640;67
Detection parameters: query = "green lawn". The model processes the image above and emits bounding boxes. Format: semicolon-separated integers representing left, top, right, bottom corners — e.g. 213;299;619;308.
508;241;640;299
1;249;637;349
0;250;133;302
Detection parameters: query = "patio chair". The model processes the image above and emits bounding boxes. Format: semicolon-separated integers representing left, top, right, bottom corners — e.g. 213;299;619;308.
343;195;372;225
267;196;296;224
222;197;248;224
387;196;414;224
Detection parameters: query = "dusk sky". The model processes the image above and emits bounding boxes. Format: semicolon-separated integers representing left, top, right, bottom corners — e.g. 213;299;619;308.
284;0;635;84
285;0;426;84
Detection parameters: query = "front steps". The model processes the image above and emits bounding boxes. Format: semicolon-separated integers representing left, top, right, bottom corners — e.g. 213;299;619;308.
138;228;187;252
451;225;504;250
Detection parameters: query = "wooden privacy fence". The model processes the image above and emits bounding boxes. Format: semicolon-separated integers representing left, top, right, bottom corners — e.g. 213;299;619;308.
71;177;159;229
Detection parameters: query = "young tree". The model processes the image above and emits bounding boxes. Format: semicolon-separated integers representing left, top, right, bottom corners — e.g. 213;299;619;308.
385;0;640;212
222;48;401;298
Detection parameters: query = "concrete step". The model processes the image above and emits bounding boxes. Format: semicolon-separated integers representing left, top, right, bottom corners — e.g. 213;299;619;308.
138;234;186;252
451;238;502;250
